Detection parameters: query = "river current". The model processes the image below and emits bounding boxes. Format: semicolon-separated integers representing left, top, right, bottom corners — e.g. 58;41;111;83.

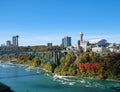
0;63;120;92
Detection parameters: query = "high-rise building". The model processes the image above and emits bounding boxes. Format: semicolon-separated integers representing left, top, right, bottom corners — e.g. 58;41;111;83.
80;32;83;42
12;35;19;46
47;43;52;46
62;36;71;48
6;40;11;47
12;36;16;46
77;40;80;50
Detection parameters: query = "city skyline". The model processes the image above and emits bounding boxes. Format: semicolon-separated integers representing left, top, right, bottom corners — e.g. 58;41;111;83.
5;35;19;47
0;0;120;46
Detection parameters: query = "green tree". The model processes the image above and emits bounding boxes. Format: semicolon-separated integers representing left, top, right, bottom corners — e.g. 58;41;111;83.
77;56;86;63
60;57;65;64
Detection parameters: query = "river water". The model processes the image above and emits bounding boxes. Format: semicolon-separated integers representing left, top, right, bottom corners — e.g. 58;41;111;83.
0;63;120;92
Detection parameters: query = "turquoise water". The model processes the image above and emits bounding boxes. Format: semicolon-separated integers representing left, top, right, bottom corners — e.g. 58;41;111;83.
0;63;120;92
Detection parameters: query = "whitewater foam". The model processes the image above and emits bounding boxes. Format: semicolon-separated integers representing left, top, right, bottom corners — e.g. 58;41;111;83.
0;64;15;68
80;80;86;83
25;66;34;71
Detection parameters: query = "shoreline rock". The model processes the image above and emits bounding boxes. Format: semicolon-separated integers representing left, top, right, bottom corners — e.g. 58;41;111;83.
0;82;13;92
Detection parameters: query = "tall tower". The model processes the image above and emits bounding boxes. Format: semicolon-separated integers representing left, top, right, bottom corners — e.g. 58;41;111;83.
16;35;19;46
12;36;16;46
80;32;83;42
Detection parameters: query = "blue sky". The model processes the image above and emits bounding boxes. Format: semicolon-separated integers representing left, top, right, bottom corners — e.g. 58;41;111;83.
0;0;120;46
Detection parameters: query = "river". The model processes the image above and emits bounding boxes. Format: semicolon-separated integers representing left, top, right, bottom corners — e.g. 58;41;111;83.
0;63;120;92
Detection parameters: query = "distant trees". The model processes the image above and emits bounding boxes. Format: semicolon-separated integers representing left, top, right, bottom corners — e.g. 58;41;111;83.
0;46;62;52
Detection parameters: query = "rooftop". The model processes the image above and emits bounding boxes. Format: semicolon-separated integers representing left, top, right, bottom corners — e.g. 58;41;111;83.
89;39;106;44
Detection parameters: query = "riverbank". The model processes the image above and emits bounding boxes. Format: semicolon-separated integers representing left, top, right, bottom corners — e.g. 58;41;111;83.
1;62;120;84
12;62;120;83
0;51;120;81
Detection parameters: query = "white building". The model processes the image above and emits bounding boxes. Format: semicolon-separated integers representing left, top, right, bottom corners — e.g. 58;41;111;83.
89;39;107;46
80;41;90;52
77;32;108;52
92;47;108;53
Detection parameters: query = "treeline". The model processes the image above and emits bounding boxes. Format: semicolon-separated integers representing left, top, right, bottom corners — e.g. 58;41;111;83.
0;53;55;72
0;46;62;51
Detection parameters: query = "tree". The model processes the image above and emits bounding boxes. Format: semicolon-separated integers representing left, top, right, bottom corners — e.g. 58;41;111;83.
65;54;71;63
60;57;65;64
32;58;41;66
44;62;55;72
77;56;87;63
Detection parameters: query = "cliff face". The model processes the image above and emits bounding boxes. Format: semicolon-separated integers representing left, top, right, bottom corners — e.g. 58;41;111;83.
0;82;13;92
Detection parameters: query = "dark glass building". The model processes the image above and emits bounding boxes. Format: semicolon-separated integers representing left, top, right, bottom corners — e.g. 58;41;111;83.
12;35;19;46
62;36;71;48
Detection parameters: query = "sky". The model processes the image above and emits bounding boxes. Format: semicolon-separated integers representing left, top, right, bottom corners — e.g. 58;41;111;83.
0;0;120;46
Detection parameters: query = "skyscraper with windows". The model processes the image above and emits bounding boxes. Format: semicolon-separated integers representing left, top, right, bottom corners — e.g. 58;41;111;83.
80;32;83;42
62;36;71;48
12;35;19;46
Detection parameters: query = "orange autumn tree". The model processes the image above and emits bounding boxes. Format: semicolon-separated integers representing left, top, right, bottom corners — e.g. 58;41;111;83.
78;62;103;73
